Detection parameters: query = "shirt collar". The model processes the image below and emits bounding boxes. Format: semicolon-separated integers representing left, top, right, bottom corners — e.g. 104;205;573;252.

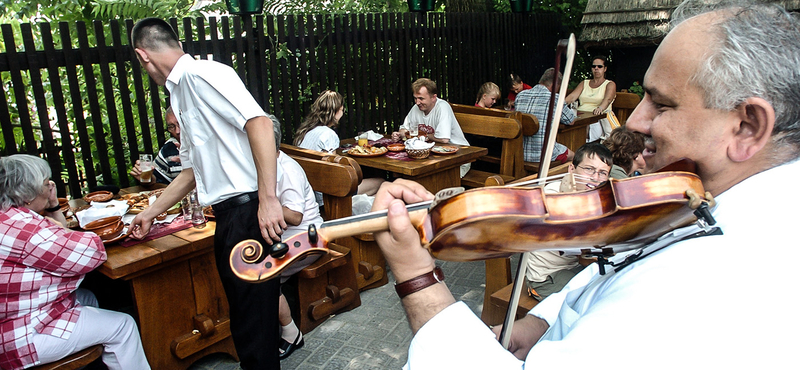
165;54;194;94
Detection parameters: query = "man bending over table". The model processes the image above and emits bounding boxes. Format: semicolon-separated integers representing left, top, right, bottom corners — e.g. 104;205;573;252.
128;18;286;370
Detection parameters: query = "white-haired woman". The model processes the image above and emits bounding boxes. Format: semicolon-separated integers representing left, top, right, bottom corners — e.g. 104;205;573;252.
0;154;150;370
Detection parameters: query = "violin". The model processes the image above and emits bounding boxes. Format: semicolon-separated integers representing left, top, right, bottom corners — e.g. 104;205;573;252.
229;159;709;283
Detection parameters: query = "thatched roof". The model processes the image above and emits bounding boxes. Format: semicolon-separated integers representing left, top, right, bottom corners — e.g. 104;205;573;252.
579;0;800;48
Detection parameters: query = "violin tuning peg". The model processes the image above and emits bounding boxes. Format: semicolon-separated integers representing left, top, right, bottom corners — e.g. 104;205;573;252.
268;242;289;259
307;224;318;244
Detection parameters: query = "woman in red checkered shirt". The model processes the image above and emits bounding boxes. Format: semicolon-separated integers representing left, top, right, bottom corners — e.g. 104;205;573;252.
0;155;150;370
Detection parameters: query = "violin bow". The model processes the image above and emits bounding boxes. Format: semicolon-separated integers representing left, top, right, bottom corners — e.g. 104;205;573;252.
500;34;576;349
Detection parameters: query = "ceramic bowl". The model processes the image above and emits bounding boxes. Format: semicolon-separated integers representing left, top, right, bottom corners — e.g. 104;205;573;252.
95;220;124;241
83;191;113;203
387;143;406;152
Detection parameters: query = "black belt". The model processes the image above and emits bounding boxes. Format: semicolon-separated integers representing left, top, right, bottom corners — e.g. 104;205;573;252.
212;191;258;213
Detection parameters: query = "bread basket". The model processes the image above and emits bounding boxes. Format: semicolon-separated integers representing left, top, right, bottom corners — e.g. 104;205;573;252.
406;147;431;159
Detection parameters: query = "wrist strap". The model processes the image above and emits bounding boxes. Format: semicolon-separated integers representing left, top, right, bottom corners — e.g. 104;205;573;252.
394;266;444;299
44;205;62;213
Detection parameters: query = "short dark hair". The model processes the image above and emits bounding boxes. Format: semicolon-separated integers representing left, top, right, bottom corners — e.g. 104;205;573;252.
573;142;612;168
591;55;609;68
131;18;181;50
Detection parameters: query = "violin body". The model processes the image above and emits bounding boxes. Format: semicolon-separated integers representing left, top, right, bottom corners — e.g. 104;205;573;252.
422;170;704;261
231;160;707;282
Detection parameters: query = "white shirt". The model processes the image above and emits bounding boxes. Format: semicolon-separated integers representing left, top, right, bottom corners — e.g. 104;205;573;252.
276;151;324;239
401;98;469;146
166;54;271;206
406;158;800;369
298;126;340;153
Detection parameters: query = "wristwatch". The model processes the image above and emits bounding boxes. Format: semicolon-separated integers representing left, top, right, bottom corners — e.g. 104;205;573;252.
394;266;444;299
44;205;62;213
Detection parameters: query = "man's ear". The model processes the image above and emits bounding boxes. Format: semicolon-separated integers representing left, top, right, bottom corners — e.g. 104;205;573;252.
134;48;150;63
728;97;775;162
568;163;575;173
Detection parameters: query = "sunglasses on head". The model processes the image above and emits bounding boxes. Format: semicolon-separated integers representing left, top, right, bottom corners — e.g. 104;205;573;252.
592;64;605;69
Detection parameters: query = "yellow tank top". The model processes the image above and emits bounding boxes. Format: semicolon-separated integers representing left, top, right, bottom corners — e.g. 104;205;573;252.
577;79;612;113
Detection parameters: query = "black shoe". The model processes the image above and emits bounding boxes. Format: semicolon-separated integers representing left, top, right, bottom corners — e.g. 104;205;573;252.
278;332;304;360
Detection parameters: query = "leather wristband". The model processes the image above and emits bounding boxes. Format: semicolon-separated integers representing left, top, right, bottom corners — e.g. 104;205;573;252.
394;266;444;299
44;205;62;213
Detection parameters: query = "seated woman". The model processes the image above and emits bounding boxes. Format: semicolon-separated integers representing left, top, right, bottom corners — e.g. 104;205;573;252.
0;154;149;370
294;90;383;199
565;55;617;142
602;127;646;179
475;82;500;108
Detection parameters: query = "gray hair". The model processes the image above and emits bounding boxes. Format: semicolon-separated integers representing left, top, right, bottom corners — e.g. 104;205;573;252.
267;113;282;150
0;154;51;210
671;0;800;153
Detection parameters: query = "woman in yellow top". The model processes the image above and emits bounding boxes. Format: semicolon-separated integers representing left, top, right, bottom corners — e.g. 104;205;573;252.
565;55;616;142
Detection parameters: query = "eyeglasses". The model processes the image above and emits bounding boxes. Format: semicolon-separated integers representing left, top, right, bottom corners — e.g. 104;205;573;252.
576;165;609;179
166;124;178;131
592;65;605;69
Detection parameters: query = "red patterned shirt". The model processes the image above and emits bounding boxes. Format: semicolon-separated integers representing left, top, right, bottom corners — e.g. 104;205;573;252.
0;207;106;370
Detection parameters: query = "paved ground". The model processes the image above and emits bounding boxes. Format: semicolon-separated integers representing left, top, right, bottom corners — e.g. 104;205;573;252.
187;258;501;370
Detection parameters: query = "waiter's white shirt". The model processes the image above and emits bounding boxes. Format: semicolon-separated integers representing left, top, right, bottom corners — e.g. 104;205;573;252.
167;54;276;206
406;158;800;369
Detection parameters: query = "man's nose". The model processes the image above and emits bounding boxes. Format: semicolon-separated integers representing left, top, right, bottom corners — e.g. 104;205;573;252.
625;103;649;135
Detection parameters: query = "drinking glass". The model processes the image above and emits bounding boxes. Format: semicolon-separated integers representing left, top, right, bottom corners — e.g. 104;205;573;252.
408;122;419;137
181;194;192;222
192;205;206;229
139;154;154;183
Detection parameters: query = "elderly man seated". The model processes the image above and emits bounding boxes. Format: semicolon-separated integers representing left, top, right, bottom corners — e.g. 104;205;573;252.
526;142;612;300
0;154;150;370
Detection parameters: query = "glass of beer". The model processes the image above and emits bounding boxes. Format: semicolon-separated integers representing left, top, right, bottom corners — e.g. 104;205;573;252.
139;154;154;184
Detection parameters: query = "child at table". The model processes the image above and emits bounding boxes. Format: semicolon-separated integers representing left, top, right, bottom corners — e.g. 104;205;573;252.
270;114;324;360
294;90;383;205
475;82;500;108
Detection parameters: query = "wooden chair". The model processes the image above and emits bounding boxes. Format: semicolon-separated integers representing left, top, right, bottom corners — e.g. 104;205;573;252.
451;103;530;180
612;92;641;126
30;345;103;370
285;155;363;333
479;163;571;325
281;144;388;291
451;110;523;188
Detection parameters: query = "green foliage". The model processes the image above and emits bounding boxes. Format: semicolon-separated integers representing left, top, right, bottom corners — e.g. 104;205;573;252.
263;0;408;14
627;81;644;99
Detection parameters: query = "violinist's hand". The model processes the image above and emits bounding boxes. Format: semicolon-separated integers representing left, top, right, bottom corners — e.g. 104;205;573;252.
371;179;434;282
491;315;549;360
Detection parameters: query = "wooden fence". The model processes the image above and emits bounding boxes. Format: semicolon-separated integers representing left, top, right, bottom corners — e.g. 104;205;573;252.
0;12;562;198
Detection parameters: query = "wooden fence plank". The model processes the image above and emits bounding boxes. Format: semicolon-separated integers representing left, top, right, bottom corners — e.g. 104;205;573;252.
76;22;111;184
40;22;80;196
94;21;128;185
2;24;36;155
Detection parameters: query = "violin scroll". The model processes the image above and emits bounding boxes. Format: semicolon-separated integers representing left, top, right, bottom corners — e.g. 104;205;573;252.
230;224;329;283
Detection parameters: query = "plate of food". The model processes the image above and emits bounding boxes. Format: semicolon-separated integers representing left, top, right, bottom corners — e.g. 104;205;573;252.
431;145;459;155
345;145;389;157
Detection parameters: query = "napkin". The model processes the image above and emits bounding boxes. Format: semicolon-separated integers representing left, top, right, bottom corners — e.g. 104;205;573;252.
75;199;130;228
405;137;435;150
355;130;384;141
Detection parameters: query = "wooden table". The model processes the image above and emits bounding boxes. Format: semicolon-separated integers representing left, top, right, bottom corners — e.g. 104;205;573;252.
95;186;237;370
338;139;488;193
557;112;603;152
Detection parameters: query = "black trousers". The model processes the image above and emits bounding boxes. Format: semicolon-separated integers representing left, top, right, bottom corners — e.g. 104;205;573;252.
214;198;281;369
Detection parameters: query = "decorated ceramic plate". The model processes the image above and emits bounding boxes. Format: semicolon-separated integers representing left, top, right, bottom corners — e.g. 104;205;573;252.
431;145;459;155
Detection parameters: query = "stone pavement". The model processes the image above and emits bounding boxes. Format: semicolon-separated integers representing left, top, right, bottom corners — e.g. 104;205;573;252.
188;258;506;370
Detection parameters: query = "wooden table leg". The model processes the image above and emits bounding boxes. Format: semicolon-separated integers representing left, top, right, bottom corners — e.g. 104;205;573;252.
128;253;237;370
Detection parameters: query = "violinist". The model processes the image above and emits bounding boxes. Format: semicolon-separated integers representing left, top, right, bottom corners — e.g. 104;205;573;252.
371;0;800;367
524;142;612;301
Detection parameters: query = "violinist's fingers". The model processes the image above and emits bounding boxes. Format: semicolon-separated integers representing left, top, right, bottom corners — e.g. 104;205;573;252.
372;179;433;212
374;199;436;282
